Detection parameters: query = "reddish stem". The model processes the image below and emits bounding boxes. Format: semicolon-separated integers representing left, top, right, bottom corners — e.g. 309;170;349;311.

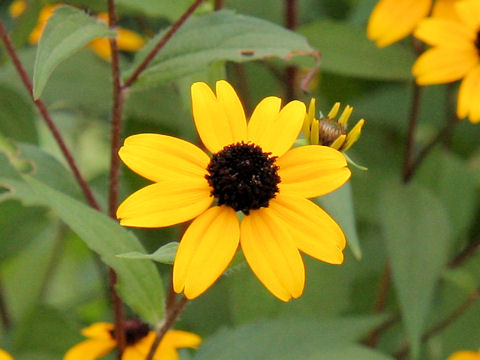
284;0;297;101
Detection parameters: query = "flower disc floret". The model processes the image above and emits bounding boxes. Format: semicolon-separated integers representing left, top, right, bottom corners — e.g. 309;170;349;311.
206;142;280;214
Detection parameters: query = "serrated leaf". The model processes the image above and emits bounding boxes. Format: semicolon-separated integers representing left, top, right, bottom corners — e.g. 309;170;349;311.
379;182;451;359
33;5;115;99
117;242;178;264
297;20;415;81
124;10;313;88
316;181;362;259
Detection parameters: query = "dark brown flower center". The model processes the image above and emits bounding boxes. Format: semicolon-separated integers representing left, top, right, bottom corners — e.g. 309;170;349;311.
109;319;150;345
475;30;480;52
206;142;280;214
318;118;347;146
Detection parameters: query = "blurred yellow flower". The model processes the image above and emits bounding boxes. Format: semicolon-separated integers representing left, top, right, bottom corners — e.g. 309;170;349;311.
10;1;144;60
303;99;365;152
412;0;480;123
447;350;480;360
367;0;461;47
117;80;350;301
0;349;13;360
64;320;201;360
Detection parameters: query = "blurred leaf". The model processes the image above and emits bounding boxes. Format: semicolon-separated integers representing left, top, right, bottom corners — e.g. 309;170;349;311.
124;10;314;88
117;242;178;264
193;315;387;360
379;182;451;359
0;85;37;143
306;344;394;360
24;177;165;325
116;0;198;20
33;5;115;99
442;268;478;294
316;181;362;259
297;20;414;81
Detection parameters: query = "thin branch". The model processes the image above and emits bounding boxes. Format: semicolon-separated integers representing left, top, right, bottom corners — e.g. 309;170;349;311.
123;0;205;88
394;286;480;359
284;0;297;101
0;19;101;211
448;234;480;268
214;0;224;10
106;0;126;355
145;296;189;360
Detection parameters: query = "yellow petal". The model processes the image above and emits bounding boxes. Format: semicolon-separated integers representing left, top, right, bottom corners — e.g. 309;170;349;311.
327;102;340;118
432;0;462;22
240;209;305;301
367;0;432;47
277;145;351;198
0;349;13;360
117;28;145;51
191;81;247;154
9;0;27;18
330;134;346;150
414;18;474;49
413;47;478;85
458;65;480;123
118;134;210;183
81;322;114;340
342;119;365;151
173;206;240;299
162;330;201;349
455;0;480;32
122;345;148;360
248;100;306;157
29;5;60;44
63;339;116;360
268;194;346;264
89;38;111;60
447;351;480;360
117;180;213;228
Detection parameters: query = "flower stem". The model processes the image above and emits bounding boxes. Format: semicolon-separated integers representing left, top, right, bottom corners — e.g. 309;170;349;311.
146;293;189;360
448;234;480;268
214;0;223;10
0;19;101;211
106;0;127;355
284;0;297;101
123;0;205;89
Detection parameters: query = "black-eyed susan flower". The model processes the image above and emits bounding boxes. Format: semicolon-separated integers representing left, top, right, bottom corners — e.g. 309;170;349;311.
117;80;351;301
412;0;480;123
447;350;480;360
367;0;461;48
10;1;144;61
0;349;13;360
64;320;201;360
303;99;365;152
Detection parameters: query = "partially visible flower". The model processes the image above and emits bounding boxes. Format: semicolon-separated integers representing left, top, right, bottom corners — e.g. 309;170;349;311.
447;350;480;360
303;99;365;152
64;320;201;360
8;0;26;18
11;2;144;60
117;80;351;301
0;349;13;360
367;0;461;48
412;0;480;123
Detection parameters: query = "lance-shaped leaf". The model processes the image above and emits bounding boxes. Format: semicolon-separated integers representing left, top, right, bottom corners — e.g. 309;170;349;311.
33;5;115;99
123;10;314;88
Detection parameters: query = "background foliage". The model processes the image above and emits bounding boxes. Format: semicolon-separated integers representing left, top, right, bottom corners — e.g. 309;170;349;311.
0;0;479;359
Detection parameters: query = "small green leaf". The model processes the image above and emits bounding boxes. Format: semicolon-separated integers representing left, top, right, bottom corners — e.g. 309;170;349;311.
379;182;451;359
316;181;362;260
33;5;115;99
124;10;313;88
117;242;178;264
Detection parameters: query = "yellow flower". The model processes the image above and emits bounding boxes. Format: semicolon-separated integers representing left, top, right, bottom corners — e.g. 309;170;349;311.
367;0;461;47
412;0;480;123
8;0;26;18
117;80;351;301
16;3;144;60
64;321;201;360
447;350;480;360
0;349;13;360
303;99;365;152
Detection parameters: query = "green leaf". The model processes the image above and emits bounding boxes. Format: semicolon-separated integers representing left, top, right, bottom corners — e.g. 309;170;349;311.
193;316;387;360
379;182;451;359
117;242;178;264
316;181;362;259
0;84;37;143
116;0;199;20
306;345;394;360
124;10;313;88
33;5;115;99
297;20;415;81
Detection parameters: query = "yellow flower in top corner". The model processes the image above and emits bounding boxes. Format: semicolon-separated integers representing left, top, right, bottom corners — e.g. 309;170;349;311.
0;349;13;360
303;99;365;152
12;2;144;60
117;80;351;301
64;320;201;360
367;0;461;47
8;0;26;18
412;0;480;123
447;349;480;360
